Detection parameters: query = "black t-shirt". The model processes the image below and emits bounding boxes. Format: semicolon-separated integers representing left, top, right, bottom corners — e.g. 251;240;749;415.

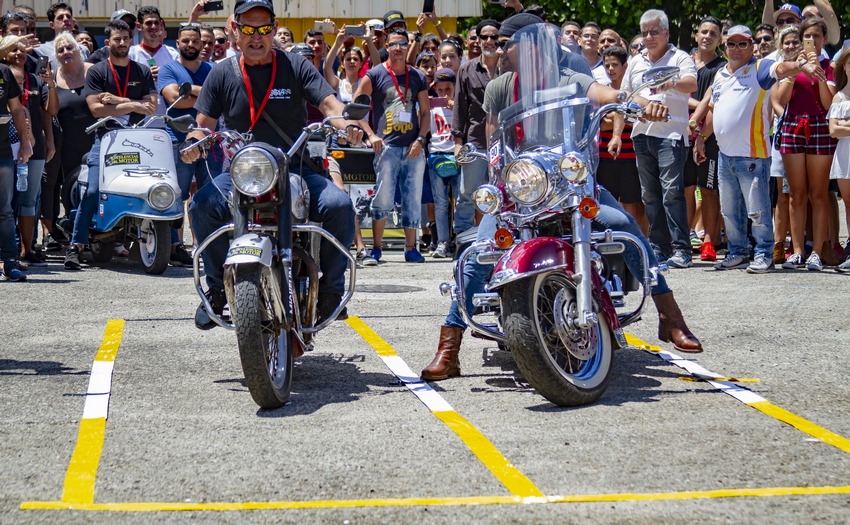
21;73;49;160
86;47;110;65
695;55;726;101
0;64;23;157
56;84;96;163
195;50;335;163
82;59;157;131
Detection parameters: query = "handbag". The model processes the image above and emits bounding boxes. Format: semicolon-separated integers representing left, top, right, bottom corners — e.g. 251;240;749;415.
428;153;460;178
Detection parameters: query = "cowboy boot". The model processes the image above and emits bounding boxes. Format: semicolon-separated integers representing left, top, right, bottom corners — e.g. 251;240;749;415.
421;326;463;381
653;291;703;353
773;241;786;265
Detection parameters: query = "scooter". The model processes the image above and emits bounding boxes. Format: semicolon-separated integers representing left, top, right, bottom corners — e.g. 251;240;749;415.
59;83;196;274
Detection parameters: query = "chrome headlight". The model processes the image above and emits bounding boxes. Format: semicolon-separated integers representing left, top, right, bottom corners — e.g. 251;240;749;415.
472;185;503;215
147;183;175;210
505;160;548;205
558;152;589;183
230;147;279;196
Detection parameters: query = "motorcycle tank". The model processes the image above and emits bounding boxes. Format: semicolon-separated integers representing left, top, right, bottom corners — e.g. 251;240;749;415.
98;128;181;199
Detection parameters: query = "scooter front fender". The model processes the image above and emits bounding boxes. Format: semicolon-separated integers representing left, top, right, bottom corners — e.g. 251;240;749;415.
224;233;276;267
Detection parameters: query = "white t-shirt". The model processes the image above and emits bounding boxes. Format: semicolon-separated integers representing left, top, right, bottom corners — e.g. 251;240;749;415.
128;44;179;128
622;44;697;143
592;63;610;86
429;104;454;153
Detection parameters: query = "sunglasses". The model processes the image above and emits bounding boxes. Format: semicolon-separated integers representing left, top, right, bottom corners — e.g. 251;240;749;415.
478;34;499;41
215;37;227;44
724;40;751;50
387;41;409;49
640;28;662;38
753;35;773;44
776;17;798;26
467;35;478;41
494;40;513;49
236;23;274;36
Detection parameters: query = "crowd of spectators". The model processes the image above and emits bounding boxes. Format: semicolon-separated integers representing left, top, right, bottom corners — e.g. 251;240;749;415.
0;0;848;281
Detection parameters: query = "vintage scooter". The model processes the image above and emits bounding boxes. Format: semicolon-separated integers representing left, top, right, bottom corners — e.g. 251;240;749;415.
60;83;196;274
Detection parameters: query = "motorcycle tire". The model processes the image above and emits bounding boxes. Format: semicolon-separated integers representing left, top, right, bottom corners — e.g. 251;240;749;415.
502;271;613;407
89;242;113;263
61;166;82;217
137;219;170;275
233;263;294;409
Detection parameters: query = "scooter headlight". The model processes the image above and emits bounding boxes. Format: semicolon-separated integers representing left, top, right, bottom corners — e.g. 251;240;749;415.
472;185;503;215
147;183;176;210
505;160;548;205
231;147;279;197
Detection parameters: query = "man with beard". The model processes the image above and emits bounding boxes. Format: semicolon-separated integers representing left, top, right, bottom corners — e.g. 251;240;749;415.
65;19;157;270
88;10;137;65
212;28;230;62
158;22;221;266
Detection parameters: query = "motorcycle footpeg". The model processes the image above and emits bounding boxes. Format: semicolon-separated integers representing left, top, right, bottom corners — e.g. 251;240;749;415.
472;292;501;308
595;242;625;255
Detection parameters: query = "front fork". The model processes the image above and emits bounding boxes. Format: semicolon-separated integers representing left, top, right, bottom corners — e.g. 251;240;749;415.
571;209;598;329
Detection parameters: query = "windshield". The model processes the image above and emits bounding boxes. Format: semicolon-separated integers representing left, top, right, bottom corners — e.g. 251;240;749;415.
494;23;599;171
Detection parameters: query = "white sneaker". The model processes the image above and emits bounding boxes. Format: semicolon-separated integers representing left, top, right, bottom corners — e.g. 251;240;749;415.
806;253;823;271
781;252;804;269
431;242;449;258
746;253;774;274
714;254;748;270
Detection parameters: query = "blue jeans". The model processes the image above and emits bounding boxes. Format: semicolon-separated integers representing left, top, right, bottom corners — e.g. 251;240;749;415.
371;145;425;228
17;158;45;216
171;143;223;244
717;153;774;259
443;188;671;329
0;159;17;263
633;135;690;256
428;159;460;243
189;170;355;296
455;156;488;233
71;137;102;246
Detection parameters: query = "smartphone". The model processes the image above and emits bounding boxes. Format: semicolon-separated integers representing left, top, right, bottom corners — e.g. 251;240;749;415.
314;21;336;34
35;56;48;75
422;0;435;13
430;96;448;108
203;0;224;12
803;37;815;56
487;0;507;4
345;25;366;37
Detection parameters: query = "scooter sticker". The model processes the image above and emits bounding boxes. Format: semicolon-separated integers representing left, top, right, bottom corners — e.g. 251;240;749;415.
488;141;501;167
121;139;154;157
105;152;141;166
228;246;263;257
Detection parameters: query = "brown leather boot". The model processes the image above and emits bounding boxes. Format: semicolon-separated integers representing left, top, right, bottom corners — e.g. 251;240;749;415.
421;326;463;381
773;241;785;264
653;292;703;353
821;241;840;266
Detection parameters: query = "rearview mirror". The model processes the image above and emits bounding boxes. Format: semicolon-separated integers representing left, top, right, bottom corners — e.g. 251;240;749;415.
641;66;679;88
343;94;371;120
456;143;487;164
169;114;196;134
178;81;192;98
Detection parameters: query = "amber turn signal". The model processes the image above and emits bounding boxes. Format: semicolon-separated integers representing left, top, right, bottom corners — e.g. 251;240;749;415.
579;197;599;219
494;227;514;249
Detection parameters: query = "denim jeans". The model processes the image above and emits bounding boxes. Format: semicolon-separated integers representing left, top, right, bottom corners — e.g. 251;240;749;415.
189;169;355;296
454;156;488;233
444;213;498;328
71;137;102;246
633;135;690;257
428;159;460;243
0;158;17;263
171;143;223;244
17;158;45;216
717;153;774;259
371;145;425;228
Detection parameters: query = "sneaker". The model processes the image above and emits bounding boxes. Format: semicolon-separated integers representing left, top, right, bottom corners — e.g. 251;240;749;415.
699;242;716;262
781;252;804;269
370;246;382;262
835;256;850;273
195;286;226;330
21;251;48;267
317;292;348;324
666;250;692;268
419;233;431;251
64;245;82;270
806;253;823;271
714;254;748;270
690;231;702;249
431;242;449;258
169;244;193;267
404;247;425;263
356;248;377;266
746;254;774;274
1;261;26;281
44;234;63;252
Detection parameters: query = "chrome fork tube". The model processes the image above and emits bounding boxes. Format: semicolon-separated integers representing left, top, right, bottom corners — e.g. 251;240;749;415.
571;209;597;329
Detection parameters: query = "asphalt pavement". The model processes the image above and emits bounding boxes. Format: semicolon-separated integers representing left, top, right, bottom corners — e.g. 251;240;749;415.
2;240;850;524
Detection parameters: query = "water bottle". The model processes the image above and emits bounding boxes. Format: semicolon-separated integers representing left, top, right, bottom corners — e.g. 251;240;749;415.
15;162;27;192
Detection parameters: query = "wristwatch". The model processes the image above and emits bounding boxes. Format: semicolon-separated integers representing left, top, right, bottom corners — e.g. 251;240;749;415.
416;136;427;147
798;58;808;69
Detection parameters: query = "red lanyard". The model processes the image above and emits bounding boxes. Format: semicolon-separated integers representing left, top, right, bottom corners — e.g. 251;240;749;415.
241;53;277;130
384;61;409;106
108;58;130;98
512;73;524;143
20;73;29;107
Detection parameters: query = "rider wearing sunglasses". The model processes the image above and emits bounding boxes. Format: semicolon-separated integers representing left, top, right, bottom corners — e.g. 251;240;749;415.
184;0;373;328
753;24;776;58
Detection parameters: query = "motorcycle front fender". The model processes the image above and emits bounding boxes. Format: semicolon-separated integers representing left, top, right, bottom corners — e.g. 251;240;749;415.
224;233;276;267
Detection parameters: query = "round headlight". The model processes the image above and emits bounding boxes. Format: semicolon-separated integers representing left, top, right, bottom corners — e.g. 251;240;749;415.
147;183;175;210
472;185;503;215
230;147;279;196
505;160;548;205
558;152;589;183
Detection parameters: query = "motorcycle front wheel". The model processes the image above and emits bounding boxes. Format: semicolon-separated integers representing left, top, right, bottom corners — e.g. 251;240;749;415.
233;264;293;409
502;272;613;407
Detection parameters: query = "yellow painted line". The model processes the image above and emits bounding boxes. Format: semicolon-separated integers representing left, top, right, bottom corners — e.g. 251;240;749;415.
346;316;544;498
61;320;125;505
22;484;850;511
678;376;760;383
627;332;850;455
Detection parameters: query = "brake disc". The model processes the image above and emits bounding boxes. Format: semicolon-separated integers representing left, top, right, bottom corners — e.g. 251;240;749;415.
553;288;597;360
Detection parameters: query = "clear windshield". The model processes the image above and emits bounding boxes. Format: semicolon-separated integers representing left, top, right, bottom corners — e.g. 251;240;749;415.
495;23;598;170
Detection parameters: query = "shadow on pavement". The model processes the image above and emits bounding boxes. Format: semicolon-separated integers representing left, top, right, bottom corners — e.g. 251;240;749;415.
0;359;88;376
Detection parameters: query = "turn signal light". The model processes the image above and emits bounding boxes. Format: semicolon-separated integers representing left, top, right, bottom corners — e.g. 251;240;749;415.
494;228;514;249
579;197;599;219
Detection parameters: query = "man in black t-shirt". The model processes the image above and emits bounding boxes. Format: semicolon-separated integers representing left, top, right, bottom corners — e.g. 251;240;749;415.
64;20;158;270
182;0;373;329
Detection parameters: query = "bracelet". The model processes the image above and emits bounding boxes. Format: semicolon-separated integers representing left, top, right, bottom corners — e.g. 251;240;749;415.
698;132;708;141
435;20;441;26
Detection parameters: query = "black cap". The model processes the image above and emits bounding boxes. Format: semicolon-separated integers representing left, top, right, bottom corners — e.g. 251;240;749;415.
289;43;314;57
383;10;405;29
234;0;275;17
498;13;543;37
475;19;501;35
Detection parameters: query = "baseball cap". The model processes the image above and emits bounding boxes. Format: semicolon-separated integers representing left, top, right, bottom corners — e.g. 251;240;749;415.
289;43;314;57
774;4;802;21
383;10;405;29
111;9;136;23
433;68;456;83
234;0;276;17
415;51;435;66
366;19;385;33
725;25;753;40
